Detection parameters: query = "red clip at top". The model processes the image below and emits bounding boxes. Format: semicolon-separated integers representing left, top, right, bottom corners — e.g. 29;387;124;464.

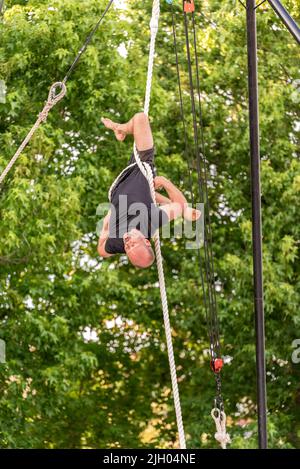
184;0;195;13
210;358;223;373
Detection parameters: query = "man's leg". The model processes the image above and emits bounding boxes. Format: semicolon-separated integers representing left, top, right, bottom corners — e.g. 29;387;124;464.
155;192;172;206
131;113;153;151
101;113;153;151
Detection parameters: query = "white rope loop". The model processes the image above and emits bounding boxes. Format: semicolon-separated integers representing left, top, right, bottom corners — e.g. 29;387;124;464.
0;82;66;185
211;408;231;449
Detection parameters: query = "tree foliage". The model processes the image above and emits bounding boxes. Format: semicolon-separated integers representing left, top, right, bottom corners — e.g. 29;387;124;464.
0;0;299;448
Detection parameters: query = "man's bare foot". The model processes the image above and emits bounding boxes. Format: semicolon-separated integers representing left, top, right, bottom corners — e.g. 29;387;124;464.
101;117;127;142
184;206;201;221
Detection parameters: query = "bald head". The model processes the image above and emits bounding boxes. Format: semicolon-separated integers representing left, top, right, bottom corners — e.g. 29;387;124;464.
123;229;155;269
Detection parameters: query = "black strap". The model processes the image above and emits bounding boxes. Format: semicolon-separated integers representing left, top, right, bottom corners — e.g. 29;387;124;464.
191;10;221;357
171;4;216;362
184;11;221;356
63;0;114;83
170;2;224;411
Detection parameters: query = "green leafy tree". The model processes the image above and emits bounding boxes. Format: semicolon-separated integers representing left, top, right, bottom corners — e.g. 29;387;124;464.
0;0;299;448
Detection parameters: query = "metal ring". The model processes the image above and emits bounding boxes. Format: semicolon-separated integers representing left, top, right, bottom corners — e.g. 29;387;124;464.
49;82;67;102
211;407;220;419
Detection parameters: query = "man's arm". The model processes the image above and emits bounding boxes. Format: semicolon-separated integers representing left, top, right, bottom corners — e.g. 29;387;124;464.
155;192;171;206
155;177;201;222
97;211;113;258
154;176;187;221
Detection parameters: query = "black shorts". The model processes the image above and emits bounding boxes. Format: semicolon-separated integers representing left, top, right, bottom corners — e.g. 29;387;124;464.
128;146;157;176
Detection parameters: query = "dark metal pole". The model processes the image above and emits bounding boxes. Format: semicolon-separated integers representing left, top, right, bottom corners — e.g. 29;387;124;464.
267;0;300;45
246;0;268;449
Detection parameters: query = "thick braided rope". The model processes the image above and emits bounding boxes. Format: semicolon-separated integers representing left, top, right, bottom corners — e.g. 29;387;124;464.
211;408;231;449
143;0;159;115
132;0;186;449
107;0;160;200
140;156;186;449
0;82;66;185
106;1;186;447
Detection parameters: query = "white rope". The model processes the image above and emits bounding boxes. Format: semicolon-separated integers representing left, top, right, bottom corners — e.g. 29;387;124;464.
108;0;160;200
137;155;187;450
134;0;186;449
211;408;231;449
108;0;186;449
0;82;66;185
143;0;159;115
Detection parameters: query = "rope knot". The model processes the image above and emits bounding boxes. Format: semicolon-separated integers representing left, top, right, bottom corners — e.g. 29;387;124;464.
211;408;231;449
38;82;67;124
48;81;67;104
0;81;67;185
38;110;49;123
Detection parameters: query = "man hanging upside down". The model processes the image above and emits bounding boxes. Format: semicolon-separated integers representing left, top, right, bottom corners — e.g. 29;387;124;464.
97;112;201;268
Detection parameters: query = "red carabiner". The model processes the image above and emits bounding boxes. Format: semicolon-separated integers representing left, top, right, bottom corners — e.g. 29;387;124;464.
210;358;223;373
184;0;195;13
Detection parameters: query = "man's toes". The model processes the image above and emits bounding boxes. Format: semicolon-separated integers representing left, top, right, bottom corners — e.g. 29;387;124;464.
193;209;201;220
101;117;114;129
116;132;126;141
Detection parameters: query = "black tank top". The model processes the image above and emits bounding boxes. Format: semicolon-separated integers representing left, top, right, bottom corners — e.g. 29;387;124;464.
105;148;168;254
